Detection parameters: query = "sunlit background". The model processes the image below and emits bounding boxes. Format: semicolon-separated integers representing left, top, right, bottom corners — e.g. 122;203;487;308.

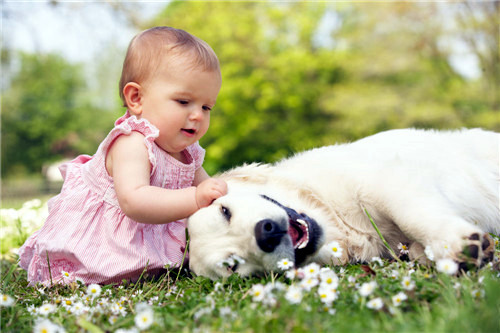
2;1;499;201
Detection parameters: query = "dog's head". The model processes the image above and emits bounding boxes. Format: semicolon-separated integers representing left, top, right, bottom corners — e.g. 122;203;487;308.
187;192;324;280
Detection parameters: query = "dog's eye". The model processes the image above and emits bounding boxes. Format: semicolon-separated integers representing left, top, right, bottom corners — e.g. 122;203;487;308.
221;206;231;221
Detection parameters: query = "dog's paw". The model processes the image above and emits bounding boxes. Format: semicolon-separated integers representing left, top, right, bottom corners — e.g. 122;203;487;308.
457;233;495;271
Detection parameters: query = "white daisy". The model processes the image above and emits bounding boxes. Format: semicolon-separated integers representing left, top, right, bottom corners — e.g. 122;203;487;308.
165;286;178;297
134;308;155;330
27;304;38;315
317;286;338;304
401;276;416;290
33;318;65;333
398;243;410;255
250;284;266;302
108;315;118;325
285;285;303;304
436;258;458;275
326;240;344;258
70;302;87;316
86;284;101;298
391;292;407;307
302;262;321;278
111;303;127;316
37;303;56;316
62;296;76;308
358;281;377;297
366;297;384;310
60;270;70;278
300;276;319;291
277;258;294;270
0;294;14;307
285;269;299;280
471;289;485;298
389;270;399;280
319;270;339;289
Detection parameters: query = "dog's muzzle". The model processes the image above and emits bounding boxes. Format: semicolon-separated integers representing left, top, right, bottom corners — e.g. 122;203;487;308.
255;219;288;253
258;195;324;265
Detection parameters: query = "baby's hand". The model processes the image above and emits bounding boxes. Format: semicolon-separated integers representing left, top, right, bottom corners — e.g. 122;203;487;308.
195;178;228;208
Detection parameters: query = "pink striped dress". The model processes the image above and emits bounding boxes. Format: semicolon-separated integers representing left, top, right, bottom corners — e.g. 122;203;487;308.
18;112;205;285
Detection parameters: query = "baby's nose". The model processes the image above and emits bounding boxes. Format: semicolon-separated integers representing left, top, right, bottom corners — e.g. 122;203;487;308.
189;108;204;120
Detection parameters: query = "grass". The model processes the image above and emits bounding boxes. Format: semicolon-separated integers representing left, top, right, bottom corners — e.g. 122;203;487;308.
1;199;500;332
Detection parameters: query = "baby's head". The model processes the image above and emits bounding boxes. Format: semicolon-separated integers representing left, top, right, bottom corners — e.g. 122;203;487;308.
119;27;220;107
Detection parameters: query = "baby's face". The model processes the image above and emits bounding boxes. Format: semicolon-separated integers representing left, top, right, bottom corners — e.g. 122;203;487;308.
139;58;221;158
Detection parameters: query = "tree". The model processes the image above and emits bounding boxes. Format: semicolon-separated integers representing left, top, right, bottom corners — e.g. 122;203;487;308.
150;2;344;173
3;1;497;177
2;53;97;177
144;1;500;174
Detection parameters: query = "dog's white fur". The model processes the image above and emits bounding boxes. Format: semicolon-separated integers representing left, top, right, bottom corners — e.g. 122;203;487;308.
188;129;500;279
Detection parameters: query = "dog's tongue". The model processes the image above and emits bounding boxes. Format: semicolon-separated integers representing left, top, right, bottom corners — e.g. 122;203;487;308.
288;223;300;244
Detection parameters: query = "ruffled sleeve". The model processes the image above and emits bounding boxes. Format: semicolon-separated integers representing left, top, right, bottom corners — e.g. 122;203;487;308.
187;142;206;170
100;111;160;174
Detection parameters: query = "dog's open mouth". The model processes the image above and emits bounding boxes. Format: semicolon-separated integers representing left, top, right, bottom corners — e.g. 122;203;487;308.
289;218;309;250
260;194;323;266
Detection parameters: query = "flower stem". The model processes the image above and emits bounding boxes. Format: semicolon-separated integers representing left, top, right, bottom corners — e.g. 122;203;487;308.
364;209;400;261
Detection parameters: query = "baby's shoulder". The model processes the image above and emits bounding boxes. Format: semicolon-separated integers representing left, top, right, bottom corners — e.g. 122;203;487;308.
108;131;148;156
105;131;150;175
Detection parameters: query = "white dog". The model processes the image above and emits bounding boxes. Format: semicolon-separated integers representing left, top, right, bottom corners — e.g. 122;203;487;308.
188;129;499;279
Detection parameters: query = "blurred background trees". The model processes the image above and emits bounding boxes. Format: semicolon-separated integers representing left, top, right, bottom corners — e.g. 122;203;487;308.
2;1;499;186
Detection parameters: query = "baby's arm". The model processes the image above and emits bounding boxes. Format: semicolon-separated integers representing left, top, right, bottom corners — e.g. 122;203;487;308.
107;132;224;224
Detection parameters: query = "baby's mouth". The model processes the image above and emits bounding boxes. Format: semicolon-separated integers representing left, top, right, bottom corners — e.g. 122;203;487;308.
181;128;196;135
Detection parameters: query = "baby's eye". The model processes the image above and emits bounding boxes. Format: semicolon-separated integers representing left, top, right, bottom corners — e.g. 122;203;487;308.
177;100;189;105
202;105;212;111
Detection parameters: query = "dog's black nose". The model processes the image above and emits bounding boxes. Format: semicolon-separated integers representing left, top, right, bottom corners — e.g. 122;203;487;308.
255;219;287;253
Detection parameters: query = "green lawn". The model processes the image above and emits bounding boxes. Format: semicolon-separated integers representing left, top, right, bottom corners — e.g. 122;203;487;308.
1;200;499;332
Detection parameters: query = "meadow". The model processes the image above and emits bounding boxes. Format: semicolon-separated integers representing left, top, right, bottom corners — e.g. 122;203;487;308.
1;199;499;332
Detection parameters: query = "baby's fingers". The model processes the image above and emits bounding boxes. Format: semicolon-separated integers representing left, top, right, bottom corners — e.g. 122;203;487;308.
196;179;227;208
207;181;227;204
212;179;228;197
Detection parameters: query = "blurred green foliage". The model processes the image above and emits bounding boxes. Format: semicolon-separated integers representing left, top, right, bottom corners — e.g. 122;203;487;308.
2;54;85;176
1;54;118;177
2;1;499;178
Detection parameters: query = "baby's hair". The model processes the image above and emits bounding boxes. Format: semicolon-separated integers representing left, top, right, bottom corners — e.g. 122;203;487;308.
119;26;220;107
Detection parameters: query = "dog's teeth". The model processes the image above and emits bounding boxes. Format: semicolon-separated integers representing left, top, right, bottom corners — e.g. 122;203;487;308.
297;232;310;249
296;219;306;226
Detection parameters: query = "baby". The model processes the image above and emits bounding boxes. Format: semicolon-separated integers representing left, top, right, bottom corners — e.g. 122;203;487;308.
19;27;227;285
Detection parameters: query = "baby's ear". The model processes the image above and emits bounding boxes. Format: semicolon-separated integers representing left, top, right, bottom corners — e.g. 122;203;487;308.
122;82;143;116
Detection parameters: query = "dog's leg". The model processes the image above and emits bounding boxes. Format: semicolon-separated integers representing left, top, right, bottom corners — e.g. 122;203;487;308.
366;190;496;270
